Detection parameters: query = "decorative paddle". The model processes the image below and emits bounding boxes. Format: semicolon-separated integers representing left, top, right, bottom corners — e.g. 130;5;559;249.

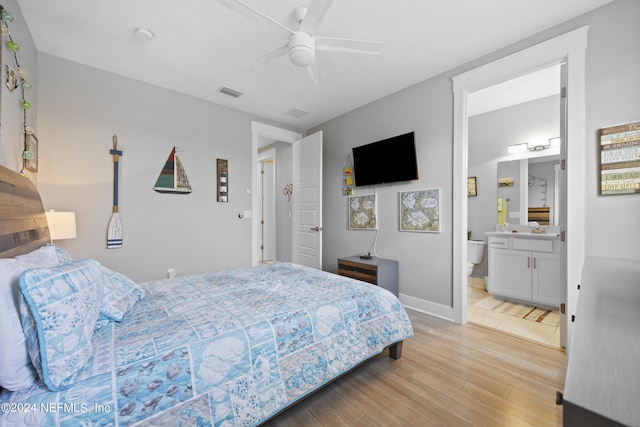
107;134;123;248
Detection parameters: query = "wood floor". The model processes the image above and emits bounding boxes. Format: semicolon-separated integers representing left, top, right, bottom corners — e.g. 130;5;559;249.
264;309;567;427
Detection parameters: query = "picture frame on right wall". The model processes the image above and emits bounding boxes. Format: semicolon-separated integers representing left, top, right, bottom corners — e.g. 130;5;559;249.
399;188;440;233
599;120;640;195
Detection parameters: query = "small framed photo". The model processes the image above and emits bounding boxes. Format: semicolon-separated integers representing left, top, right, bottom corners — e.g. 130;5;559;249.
25;133;38;172
468;177;477;197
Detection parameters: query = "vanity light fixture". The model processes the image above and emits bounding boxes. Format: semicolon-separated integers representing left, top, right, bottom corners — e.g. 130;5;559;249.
508;136;560;154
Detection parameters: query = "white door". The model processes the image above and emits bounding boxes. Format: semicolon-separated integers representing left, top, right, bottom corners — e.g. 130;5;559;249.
292;131;323;269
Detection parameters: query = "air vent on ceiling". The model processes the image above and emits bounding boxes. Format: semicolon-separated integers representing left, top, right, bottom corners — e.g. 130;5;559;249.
287;108;310;119
218;86;243;98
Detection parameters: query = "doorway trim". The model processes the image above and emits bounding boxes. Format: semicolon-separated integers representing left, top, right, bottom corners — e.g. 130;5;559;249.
452;27;588;353
251;121;302;266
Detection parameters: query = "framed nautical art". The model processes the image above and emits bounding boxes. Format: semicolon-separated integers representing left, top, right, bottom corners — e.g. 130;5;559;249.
153;147;192;194
599;120;640;195
348;194;377;230
399;189;440;232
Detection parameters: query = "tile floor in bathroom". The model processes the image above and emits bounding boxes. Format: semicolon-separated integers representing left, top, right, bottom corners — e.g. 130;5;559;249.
467;277;562;349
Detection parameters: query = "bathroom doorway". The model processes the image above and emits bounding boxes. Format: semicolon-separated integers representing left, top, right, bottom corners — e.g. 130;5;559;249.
453;27;589;353
465;65;563;349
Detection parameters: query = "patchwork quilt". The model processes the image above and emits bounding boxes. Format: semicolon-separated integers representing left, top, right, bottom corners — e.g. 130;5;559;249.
0;263;413;426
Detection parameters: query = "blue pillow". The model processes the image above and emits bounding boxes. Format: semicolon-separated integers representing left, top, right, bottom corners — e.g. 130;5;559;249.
18;259;103;391
99;266;145;322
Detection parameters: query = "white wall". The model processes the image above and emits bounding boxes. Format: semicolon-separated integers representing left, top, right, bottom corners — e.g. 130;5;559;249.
0;0;37;171
35;54;297;282
312;0;640;313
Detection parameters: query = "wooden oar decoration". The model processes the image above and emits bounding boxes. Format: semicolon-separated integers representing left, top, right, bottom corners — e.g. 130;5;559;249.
107;134;123;248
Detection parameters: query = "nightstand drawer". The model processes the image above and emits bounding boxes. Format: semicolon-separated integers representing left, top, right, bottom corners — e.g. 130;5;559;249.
337;256;399;296
338;259;377;284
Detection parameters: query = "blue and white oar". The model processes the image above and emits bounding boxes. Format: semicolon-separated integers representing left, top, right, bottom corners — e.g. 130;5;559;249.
107;134;123;248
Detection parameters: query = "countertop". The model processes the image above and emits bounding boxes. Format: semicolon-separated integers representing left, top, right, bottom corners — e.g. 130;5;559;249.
486;231;560;240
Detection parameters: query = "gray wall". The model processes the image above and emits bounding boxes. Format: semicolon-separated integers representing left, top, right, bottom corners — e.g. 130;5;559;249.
312;0;640;310
34;54;297;282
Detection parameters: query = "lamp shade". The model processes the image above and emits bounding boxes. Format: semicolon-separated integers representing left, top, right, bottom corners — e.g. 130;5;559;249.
45;211;77;241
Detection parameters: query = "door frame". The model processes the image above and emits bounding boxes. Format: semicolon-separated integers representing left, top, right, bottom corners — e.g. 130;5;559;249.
452;27;588;353
251;122;302;266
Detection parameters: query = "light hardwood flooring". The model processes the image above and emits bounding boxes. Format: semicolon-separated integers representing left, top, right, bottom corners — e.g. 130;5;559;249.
467;278;561;349
264;309;567;427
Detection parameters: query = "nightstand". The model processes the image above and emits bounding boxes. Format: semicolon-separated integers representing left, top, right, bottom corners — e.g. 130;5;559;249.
337;256;399;296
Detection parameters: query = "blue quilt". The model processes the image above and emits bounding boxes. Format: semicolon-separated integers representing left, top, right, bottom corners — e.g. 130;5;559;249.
0;263;413;426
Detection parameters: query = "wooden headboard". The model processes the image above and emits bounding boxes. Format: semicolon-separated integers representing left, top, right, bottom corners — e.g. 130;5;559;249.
0;165;50;258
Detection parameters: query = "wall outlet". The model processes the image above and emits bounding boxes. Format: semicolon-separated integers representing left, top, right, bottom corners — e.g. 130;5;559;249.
167;268;176;278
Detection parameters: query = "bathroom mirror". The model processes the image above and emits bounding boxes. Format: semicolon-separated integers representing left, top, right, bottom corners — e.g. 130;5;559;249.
497;155;560;226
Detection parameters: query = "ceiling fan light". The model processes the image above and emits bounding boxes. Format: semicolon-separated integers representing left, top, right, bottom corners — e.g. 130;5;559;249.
289;45;314;66
288;32;315;67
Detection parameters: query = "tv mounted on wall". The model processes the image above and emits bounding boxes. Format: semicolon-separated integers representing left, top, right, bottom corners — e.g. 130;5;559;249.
352;132;418;187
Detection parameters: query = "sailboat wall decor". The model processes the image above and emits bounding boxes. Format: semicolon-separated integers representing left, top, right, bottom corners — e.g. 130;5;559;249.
153;147;192;194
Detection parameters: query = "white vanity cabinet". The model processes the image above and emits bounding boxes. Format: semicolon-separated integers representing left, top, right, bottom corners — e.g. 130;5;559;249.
487;233;561;307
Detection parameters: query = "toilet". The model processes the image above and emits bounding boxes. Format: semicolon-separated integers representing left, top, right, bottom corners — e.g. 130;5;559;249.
467;240;486;277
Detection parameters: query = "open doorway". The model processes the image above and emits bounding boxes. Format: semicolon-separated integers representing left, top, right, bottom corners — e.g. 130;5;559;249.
465;65;563;348
452;27;588;354
258;149;276;263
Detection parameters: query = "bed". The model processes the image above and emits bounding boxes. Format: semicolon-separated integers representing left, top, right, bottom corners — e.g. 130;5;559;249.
0;165;413;426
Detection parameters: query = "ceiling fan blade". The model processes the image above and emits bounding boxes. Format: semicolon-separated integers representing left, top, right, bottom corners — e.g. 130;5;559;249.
248;44;289;68
316;37;383;54
215;0;294;34
307;57;327;86
299;0;333;34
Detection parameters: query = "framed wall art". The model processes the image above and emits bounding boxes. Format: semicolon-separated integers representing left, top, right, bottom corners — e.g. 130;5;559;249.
599;121;640;195
217;158;228;202
348;194;377;229
399;188;440;233
468;176;477;197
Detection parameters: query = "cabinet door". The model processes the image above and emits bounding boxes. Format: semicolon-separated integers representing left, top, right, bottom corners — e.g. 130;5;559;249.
531;252;561;306
489;249;531;300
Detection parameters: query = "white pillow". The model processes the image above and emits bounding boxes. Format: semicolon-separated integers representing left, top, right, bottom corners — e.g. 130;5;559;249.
0;245;59;390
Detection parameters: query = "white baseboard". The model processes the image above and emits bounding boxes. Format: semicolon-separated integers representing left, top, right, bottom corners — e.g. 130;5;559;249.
399;293;456;322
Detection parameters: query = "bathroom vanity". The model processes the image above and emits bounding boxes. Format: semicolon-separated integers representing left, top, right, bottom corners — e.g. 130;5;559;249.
486;231;561;307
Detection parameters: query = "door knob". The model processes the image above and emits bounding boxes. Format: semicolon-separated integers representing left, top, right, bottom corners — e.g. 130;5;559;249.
310;226;322;231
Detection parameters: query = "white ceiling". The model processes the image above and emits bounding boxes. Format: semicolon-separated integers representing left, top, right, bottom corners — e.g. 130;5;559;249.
17;0;613;130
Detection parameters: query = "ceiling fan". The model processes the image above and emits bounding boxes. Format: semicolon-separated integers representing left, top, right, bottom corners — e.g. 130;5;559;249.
217;0;383;85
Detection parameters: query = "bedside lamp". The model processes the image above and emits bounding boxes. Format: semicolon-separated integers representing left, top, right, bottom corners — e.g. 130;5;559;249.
45;210;77;242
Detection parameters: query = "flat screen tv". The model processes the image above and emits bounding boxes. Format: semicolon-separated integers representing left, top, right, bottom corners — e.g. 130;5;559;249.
352;132;418;187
